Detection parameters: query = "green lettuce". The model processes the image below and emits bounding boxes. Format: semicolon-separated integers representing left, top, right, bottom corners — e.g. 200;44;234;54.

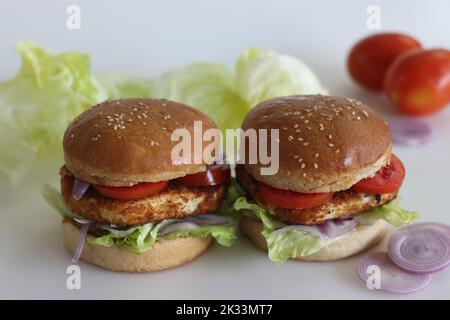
233;196;418;264
94;74;153;99
0;41;106;184
152;62;249;134
357;199;419;227
235;47;327;107
41;184;237;253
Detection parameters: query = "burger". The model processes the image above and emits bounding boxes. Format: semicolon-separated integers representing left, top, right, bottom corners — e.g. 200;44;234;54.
234;95;418;264
42;98;236;272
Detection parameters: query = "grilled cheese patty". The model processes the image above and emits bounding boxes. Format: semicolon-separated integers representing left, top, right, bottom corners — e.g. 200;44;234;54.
236;164;396;225
61;166;226;226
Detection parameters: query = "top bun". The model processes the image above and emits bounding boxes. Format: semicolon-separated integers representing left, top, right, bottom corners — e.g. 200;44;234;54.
241;95;392;193
64;99;218;186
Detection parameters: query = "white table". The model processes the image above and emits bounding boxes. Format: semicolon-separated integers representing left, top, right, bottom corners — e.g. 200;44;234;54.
1;0;449;299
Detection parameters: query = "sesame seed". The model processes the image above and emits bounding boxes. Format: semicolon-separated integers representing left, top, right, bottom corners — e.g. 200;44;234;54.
138;102;144;106
328;143;335;147
335;149;340;153
288;135;294;141
297;137;304;141
94;124;98;128
356;116;361;120
283;127;287;130
115;101;120;105
352;111;356;115
263;115;269;119
303;142;309;146
363;110;370;118
303;173;307;178
314;163;319;169
162;103;167;106
294;124;299;128
70;134;74;139
307;127;312;130
304;120;309;124
301;163;306;169
294;155;299;159
164;115;171;120
315;153;319;158
143;122;147;126
328;134;333;139
127;118;133;122
295;129;301;133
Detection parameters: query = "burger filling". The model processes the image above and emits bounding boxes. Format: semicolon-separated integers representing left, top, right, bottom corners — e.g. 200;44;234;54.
42;164;237;261
233;155;419;264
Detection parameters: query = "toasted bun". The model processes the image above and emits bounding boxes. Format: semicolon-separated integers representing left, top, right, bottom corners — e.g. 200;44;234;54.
64;99;218;186
63;220;213;272
240;216;387;261
241;95;392;193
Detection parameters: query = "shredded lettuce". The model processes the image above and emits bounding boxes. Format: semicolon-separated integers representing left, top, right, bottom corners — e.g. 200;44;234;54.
41;184;237;253
235;47;327;107
233;196;419;264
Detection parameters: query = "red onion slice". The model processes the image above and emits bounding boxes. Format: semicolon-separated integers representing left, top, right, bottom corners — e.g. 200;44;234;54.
390;119;432;147
72;179;90;200
358;252;431;294
319;219;358;238
72;222;90;263
186;214;230;225
159;222;199;236
388;223;450;274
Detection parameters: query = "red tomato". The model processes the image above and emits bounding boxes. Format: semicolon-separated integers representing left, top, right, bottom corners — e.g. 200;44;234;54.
259;183;334;209
351;154;405;194
177;164;231;187
384;48;450;116
348;33;421;91
93;181;168;200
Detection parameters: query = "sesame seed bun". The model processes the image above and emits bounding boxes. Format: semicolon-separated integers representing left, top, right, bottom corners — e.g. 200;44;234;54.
241;95;392;193
63;219;213;272
239;216;387;261
63;99;218;186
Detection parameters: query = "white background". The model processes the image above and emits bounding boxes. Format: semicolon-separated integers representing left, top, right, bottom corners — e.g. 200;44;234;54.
0;0;449;299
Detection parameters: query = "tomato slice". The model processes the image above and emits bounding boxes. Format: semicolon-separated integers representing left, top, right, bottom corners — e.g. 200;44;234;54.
92;181;168;200
259;183;334;209
177;164;231;187
351;154;405;194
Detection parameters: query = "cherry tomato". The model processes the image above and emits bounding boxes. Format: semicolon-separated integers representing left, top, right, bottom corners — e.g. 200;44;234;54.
92;181;168;200
384;48;450;116
259;183;334;209
348;33;421;91
351;154;405;194
177;164;231;187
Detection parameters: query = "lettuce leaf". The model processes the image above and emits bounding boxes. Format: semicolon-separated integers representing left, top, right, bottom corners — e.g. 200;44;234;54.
152;62;249;134
233;196;418;264
41;184;237;253
0;41;106;184
356;199;419;227
235;47;327;107
94;74;153;99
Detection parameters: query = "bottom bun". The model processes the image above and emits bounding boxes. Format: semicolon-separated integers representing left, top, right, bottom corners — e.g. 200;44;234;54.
239;216;387;261
63;220;213;272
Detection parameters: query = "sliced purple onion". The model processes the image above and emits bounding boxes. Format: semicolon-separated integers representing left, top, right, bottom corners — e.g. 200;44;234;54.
388;223;450;274
159;222;199;236
73;217;92;224
186;214;230;225
72;179;90;200
272;225;328;241
72;222;90;263
390;119;432;147
319;219;358;238
358;252;431;294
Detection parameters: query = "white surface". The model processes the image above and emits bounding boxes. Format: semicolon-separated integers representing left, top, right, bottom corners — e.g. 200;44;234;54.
1;0;450;299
